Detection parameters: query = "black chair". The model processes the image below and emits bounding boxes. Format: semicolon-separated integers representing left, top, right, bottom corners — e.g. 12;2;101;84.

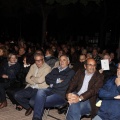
42;103;68;120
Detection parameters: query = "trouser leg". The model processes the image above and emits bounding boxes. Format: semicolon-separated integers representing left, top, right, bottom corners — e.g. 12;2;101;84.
33;89;53;120
0;82;10;102
14;87;37;109
66;100;91;120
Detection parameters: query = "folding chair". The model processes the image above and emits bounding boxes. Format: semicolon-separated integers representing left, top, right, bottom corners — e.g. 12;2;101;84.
42;103;68;120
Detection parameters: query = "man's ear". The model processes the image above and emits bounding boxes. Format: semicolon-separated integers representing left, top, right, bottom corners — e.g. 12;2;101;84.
109;58;111;62
84;64;86;69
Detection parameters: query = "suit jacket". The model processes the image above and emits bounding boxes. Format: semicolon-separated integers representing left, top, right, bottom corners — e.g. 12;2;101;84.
66;69;104;118
46;67;75;98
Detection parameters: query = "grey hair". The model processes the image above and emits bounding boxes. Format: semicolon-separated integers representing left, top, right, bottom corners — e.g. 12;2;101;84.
34;53;44;59
7;53;17;62
59;54;70;62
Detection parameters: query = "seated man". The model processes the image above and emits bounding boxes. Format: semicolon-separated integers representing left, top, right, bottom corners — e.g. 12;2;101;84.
66;58;104;120
14;53;51;116
32;55;75;120
93;66;120;120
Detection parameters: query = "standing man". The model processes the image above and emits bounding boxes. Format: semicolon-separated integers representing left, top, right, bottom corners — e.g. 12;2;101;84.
32;55;75;120
14;53;51;116
66;58;104;120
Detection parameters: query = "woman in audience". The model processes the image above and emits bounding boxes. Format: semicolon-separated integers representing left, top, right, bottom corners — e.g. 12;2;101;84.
6;54;34;111
17;54;34;87
0;53;20;109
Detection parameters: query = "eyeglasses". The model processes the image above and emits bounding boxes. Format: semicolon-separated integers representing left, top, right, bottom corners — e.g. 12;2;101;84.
35;59;43;62
86;64;96;67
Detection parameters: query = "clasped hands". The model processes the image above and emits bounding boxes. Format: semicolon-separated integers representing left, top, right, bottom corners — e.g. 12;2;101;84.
67;93;83;104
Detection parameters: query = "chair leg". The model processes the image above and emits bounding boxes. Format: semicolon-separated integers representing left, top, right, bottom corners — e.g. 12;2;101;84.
65;106;69;120
48;114;61;120
43;107;68;120
43;108;63;120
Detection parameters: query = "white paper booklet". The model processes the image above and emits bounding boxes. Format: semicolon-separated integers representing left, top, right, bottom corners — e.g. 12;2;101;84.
101;59;110;70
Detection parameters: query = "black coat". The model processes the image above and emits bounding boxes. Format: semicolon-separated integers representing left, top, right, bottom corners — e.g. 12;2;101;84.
0;61;20;82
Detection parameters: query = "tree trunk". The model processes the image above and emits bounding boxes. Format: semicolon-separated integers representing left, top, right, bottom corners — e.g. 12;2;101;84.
99;0;107;48
41;4;53;46
42;14;47;46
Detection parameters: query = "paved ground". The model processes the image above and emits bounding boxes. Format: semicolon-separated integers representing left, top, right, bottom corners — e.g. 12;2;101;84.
0;99;91;120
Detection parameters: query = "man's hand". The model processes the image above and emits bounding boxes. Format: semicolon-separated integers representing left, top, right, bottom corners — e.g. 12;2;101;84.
115;69;120;86
56;78;63;83
115;78;120;86
99;69;104;74
2;74;8;79
117;69;120;78
67;93;83;104
114;95;120;99
59;80;63;83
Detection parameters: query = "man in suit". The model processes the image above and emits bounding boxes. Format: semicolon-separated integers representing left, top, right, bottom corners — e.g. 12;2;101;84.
66;58;104;120
32;55;75;120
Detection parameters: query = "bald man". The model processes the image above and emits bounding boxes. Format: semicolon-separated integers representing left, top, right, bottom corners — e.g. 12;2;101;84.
66;58;104;120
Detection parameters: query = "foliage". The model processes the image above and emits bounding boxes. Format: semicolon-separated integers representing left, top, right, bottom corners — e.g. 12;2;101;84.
46;0;102;5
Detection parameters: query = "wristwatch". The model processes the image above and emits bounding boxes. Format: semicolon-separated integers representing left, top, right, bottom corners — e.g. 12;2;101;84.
79;98;82;102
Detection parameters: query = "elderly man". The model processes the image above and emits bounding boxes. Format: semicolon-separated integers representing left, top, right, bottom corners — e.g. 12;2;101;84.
32;55;75;120
14;53;51;116
66;58;104;120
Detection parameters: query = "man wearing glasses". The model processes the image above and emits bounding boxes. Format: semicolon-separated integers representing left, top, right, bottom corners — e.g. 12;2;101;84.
15;53;51;116
66;58;104;120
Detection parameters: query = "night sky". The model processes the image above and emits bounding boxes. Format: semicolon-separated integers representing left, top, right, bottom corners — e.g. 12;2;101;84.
0;0;120;47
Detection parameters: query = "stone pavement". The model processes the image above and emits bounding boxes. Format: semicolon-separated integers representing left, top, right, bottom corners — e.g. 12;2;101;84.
0;99;90;120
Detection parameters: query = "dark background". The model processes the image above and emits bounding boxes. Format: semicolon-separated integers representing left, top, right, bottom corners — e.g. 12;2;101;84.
0;0;120;49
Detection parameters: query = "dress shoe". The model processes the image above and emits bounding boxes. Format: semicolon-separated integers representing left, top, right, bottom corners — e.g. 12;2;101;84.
0;101;7;109
25;108;32;116
16;105;23;111
58;103;68;114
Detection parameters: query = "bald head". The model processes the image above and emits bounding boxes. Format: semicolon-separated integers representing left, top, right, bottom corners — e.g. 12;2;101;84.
84;58;96;74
